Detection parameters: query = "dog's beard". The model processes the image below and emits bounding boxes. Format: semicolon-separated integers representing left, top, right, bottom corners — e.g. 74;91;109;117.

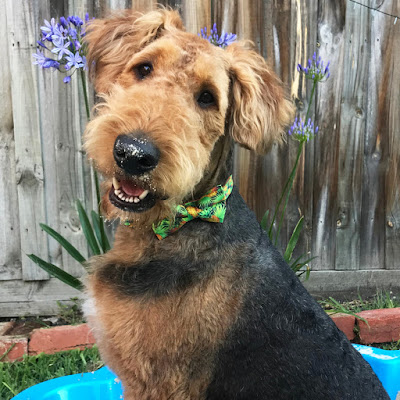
100;180;183;229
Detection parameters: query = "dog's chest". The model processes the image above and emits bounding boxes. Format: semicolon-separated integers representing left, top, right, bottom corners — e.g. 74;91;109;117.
87;260;245;399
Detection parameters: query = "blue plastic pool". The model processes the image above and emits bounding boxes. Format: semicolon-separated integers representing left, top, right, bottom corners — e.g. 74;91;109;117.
12;345;400;400
12;366;123;400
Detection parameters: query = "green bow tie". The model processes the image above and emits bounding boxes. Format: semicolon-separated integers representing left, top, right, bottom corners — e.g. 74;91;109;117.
152;175;233;240
122;176;234;239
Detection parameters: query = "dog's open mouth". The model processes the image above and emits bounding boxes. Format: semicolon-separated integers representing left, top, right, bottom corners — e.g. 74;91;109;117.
109;177;157;212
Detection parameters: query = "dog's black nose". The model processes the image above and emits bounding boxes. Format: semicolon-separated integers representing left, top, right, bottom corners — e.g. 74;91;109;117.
113;134;160;175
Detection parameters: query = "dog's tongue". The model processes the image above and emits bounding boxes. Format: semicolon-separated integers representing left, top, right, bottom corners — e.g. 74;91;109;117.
120;180;144;197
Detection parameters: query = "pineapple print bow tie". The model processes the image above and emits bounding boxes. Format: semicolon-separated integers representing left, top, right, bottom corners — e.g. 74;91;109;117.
152;175;233;240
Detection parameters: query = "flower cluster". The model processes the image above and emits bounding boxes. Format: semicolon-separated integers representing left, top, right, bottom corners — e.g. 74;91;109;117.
32;14;91;83
297;52;330;82
199;23;237;48
288;117;319;143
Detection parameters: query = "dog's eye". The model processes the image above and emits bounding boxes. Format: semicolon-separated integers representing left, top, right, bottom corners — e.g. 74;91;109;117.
134;63;153;80
197;91;215;108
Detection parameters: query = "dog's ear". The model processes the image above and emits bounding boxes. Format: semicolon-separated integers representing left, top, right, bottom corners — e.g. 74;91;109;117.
225;41;294;153
85;9;183;92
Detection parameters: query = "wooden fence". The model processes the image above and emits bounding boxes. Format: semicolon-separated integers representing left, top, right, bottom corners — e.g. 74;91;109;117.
1;0;399;316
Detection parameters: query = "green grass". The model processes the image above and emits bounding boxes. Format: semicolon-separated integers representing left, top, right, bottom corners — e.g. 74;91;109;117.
320;289;400;315
0;346;103;400
375;340;400;351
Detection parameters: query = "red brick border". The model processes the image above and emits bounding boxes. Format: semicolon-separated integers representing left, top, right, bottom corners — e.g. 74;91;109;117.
29;324;95;355
0;323;95;361
1;309;400;361
357;308;400;344
0;336;28;362
330;313;356;340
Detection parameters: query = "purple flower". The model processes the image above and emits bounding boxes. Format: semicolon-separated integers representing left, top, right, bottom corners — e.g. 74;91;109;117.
51;40;72;60
37;40;49;50
68;27;78;40
33;14;92;82
199;23;236;48
32;50;47;66
59;16;68;28
65;52;85;70
297;52;330;82
288;117;318;142
40;18;57;40
42;59;60;69
68;16;83;27
51;32;65;48
32;50;60;69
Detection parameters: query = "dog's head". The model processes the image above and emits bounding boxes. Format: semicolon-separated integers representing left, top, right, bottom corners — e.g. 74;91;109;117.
83;9;294;226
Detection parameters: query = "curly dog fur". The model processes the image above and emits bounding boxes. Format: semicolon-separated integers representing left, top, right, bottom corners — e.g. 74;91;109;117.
83;8;389;400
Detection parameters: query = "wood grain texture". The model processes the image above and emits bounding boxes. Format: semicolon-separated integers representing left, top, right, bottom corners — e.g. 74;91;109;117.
0;2;22;281
285;0;317;264
359;1;387;271
303;269;400;298
181;0;211;33
6;0;49;280
334;1;368;271
312;0;345;270
0;279;83;317
384;1;400;270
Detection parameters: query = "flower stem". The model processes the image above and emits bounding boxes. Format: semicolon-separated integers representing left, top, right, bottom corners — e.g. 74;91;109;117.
79;69;108;252
79;70;99;210
305;79;317;122
80;69;90;121
268;79;317;244
274;141;304;246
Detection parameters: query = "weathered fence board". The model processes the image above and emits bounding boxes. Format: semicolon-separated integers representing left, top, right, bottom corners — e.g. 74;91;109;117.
312;0;345;271
0;279;82;316
6;0;49;280
1;0;399;315
383;1;400;271
0;4;22;282
334;1;367;271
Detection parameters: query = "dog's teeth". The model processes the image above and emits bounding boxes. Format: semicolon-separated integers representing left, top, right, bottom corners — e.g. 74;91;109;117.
115;189;121;195
139;190;149;200
134;197;140;203
112;177;121;189
128;197;134;203
118;193;124;199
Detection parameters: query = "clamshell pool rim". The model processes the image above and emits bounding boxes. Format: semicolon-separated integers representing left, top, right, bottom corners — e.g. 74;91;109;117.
12;344;400;400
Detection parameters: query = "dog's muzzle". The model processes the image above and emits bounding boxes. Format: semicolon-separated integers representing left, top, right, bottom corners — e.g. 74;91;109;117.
109;133;161;213
113;134;160;176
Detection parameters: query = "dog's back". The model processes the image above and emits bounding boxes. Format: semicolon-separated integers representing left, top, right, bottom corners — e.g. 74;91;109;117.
205;189;388;399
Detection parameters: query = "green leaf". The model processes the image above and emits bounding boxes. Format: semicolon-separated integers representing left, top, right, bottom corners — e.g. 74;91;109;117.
40;223;86;265
271;141;304;245
283;216;304;263
91;211;102;251
91;211;111;254
93;170;101;211
292;256;317;273
27;254;83;291
290;253;307;270
260;209;269;230
326;297;369;326
76;200;101;255
99;217;111;253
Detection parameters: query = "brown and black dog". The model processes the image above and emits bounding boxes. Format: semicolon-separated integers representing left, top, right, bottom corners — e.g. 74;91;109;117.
83;8;389;400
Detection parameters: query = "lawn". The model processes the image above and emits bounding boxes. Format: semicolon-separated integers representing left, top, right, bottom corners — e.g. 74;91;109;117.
0;346;103;400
